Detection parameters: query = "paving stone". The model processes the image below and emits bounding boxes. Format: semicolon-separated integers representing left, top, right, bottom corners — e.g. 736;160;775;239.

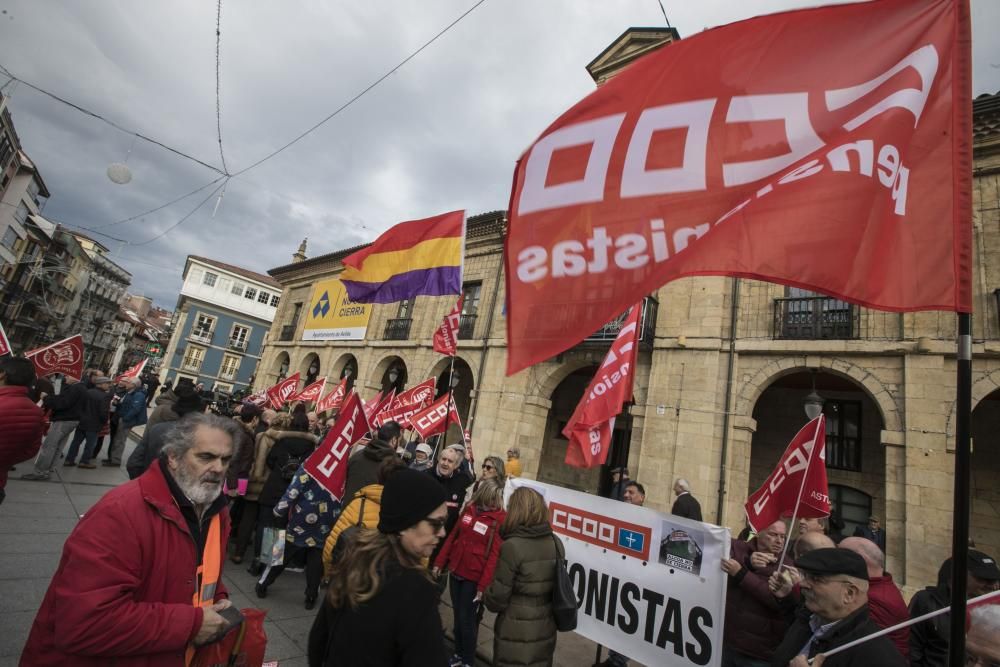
0;516;81;535
0;578;50;613
0;533;68;555
0;553;62;580
0;610;34;658
0;500;79;519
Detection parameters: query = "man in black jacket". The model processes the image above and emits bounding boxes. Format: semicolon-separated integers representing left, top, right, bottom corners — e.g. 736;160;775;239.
771;548;905;667
343;421;403;499
670;478;703;521
22;375;87;480
63;377;114;469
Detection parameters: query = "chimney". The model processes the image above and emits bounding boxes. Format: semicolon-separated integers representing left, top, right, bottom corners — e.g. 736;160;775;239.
293;238;308;263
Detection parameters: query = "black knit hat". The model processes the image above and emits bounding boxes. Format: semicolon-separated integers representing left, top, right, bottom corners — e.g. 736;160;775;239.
378;468;448;534
797;547;868;580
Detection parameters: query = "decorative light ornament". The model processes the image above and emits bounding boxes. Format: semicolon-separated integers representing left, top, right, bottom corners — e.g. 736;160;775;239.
107;135;137;185
803;371;825;420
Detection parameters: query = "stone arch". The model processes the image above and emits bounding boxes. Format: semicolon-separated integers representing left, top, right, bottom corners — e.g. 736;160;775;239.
272;351;290;378
424;354;480;387
736;357;901;433
331;353;359;391
370;354;408;394
945;368;1000;441
299;352;321;384
536;358;603;404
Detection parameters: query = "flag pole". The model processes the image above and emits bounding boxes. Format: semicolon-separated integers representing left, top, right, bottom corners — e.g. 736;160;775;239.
948;311;972;667
442;353;457;445
776;415;823;572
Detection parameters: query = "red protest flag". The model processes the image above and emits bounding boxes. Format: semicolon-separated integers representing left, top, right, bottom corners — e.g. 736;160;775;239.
266;372;301;410
245;389;269;408
25;334;84;381
410;393;462;439
316;378;349;414
303;392;371;502
745;415;830;533
289;377;327;404
433;295;464;356
562;304;641;468
504;0;971;374
115;359;147;383
0;319;11;356
373;378;437;428
363;389;395;424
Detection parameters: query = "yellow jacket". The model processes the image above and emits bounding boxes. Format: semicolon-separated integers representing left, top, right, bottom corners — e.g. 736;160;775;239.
322;484;383;576
506;457;522;478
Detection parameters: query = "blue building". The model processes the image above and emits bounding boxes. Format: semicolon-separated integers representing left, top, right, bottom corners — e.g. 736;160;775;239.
160;255;280;394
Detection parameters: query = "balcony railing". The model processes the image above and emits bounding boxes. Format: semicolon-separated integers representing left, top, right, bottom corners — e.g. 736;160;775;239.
384;317;412;341
219;369;238;381
228;338;248;351
774;296;856;340
181;359;203;372
189;330;213;345
458;314;477;340
279;324;296;342
584;296;657;346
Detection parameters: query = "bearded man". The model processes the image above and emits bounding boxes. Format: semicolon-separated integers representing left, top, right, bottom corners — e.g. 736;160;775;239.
21;413;241;666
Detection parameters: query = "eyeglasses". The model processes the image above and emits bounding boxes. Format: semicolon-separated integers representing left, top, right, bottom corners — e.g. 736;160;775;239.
423;517;446;532
482;464;495;470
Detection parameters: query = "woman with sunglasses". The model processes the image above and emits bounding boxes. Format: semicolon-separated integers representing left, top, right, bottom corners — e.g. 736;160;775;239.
471;455;506;496
308;468;449;667
432;478;506;667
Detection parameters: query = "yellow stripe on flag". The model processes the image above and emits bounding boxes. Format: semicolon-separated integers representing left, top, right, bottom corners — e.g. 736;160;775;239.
340;236;462;283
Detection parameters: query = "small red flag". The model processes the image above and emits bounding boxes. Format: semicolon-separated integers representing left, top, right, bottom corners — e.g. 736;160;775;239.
745;415;830;533
266;372;301;410
25;334;85;381
433;296;464;356
373;378;437;428
245;389;269;407
115;359;147;383
316;378;349;414
562;304;641;468
363;389;395;424
289;377;327;404
410;393;462;439
0;319;11;356
302;392;371;502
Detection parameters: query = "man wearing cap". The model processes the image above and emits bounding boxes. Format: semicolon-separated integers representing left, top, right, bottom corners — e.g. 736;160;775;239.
106;376;148;467
608;467;630;502
909;549;1000;666
852;516;886;553
64;376;114;469
771;548;906;666
410;443;434;471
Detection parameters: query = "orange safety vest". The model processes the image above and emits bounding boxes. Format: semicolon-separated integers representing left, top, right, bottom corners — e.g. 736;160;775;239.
185;514;223;666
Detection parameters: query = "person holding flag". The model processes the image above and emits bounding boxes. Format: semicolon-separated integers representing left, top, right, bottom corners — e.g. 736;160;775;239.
343;421;403;500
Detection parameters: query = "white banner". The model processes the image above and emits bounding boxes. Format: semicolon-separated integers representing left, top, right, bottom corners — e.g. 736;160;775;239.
506;478;729;667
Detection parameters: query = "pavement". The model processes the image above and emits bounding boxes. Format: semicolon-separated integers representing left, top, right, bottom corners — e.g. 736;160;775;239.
0;428;611;667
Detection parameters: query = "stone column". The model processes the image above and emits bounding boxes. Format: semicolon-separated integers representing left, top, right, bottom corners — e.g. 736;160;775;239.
881;429;906;579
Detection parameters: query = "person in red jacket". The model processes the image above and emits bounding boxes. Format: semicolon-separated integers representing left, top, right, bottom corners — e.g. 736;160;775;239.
0;355;46;506
433;477;506;667
20;413;243;667
839;536;910;659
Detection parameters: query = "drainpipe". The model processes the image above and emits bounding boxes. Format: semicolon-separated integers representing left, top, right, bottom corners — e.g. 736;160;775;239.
467;218;505;433
716;277;740;523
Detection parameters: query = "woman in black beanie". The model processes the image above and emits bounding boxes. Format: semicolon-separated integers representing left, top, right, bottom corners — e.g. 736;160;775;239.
308;467;450;667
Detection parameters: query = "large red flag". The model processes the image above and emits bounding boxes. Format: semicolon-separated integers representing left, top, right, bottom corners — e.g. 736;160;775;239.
115;359;147;383
504;0;971;374
316;378;349;414
433;296;464;356
373;378;437;428
410;393;462;439
302;392;370;502
25;335;84;381
745;415;830;533
562;304;641;468
363;389;395;424
289;377;327;404
266;372;301;410
0;319;11;356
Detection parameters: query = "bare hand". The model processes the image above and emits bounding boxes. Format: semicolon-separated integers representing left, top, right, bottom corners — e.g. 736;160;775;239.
750;551;777;569
431;567;441;579
473;591;483;603
193;608;227;646
769;570;795;598
212;599;233;611
721;558;743;576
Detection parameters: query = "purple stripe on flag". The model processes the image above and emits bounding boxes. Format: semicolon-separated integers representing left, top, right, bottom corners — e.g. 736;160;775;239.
342;266;462;304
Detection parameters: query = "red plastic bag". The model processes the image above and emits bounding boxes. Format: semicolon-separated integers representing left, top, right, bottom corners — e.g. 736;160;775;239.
191;608;268;667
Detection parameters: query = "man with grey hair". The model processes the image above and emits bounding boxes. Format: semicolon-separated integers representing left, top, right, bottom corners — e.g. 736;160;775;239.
427;442;473;565
671;477;703;521
105;375;147;467
22;413;243;664
967;604;1000;665
839;536;910;659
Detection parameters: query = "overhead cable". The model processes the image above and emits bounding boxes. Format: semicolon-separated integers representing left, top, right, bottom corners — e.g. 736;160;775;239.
214;0;229;174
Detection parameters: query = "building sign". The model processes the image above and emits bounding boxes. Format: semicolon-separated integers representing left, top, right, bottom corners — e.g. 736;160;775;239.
302;278;372;341
506;478;730;667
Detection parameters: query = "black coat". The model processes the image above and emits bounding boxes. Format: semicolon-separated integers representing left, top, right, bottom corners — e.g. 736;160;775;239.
258;433;317;507
125;422;174;480
427;466;473;535
671;492;703;521
307;563;447;667
343;438;397;500
908;560;951;667
77;386;113;432
43;381;86;422
771;606;906;667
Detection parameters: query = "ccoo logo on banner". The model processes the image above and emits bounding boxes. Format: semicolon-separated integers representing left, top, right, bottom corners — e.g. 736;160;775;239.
506;478;730;667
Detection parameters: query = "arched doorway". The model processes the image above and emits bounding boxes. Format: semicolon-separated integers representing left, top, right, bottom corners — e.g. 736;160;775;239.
273;352;290;382
431;356;474;445
301;353;321;385
538;366;632;495
750;370;886;542
971;388;1000;561
371;355;408;396
331;353;359;393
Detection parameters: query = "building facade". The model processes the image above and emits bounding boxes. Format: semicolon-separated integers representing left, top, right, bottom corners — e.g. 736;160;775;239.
159;256;280;393
255;32;1000;594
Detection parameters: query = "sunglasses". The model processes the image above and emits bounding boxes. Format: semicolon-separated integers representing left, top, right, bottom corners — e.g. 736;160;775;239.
482;464;495;470
423;517;446;532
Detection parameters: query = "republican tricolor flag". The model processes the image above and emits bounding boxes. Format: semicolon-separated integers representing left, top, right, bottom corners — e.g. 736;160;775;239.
341;210;465;304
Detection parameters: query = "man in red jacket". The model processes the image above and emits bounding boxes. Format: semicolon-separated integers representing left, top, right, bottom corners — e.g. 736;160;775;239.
0;355;45;505
840;536;910;659
21;413;244;667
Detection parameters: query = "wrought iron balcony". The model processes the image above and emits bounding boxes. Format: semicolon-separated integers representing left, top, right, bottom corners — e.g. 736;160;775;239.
219;369;238;381
458;314;477;340
773;296;856;340
228;338;248;351
583;296;657;346
279;324;297;342
181;359;203;372
384;317;412;341
189;329;213;345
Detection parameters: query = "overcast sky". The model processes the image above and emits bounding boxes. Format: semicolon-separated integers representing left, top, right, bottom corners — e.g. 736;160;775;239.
1;0;998;309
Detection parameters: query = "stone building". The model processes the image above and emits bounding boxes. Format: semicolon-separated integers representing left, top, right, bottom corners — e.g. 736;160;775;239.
256;31;1000;592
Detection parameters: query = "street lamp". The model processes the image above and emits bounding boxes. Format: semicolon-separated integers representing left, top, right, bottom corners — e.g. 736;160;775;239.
803;371;825;420
450;374;460;389
388;368;399;384
342;366;353;379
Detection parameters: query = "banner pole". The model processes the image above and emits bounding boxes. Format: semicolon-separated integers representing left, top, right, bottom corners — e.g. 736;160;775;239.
442;353;457;445
948;311;973;667
776;415;823;572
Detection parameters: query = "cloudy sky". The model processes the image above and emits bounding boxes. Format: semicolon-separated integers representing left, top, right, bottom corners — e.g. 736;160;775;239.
1;0;998;308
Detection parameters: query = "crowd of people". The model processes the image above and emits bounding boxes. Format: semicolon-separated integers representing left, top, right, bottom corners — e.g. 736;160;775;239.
1;353;999;666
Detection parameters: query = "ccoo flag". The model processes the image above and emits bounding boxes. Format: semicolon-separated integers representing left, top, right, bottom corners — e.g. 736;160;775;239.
341;210;465;304
504;0;972;374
